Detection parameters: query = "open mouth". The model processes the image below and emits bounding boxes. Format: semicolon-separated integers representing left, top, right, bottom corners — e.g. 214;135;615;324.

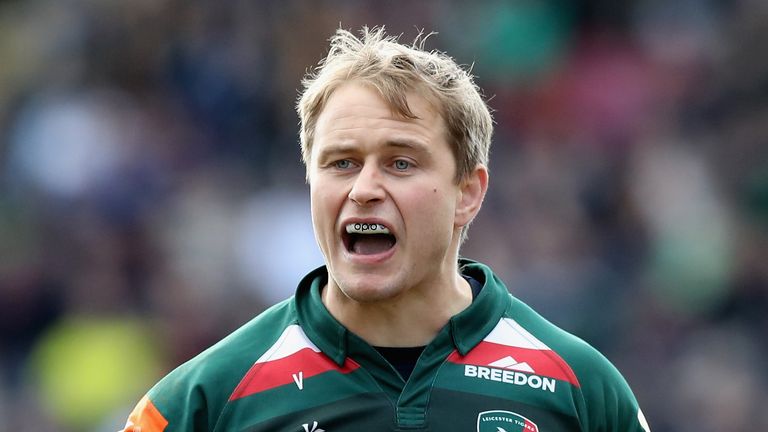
342;223;396;255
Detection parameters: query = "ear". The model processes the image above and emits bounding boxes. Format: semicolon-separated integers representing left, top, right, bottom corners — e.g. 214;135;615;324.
455;164;489;228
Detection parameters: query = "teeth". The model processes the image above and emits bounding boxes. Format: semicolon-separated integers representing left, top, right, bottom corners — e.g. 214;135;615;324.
345;223;390;234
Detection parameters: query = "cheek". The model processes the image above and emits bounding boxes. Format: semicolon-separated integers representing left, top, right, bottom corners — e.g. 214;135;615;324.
310;189;336;233
402;185;455;225
312;182;350;223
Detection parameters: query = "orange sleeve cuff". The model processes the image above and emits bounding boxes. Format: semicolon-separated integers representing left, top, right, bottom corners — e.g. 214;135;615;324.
121;395;169;432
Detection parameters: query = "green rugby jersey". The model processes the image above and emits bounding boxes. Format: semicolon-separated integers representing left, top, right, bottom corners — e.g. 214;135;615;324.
122;260;650;432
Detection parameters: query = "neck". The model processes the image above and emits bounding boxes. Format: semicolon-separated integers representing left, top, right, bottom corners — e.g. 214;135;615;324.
321;264;473;347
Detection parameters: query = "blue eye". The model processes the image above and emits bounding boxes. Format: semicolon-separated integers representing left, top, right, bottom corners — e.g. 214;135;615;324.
334;160;352;169
394;159;410;170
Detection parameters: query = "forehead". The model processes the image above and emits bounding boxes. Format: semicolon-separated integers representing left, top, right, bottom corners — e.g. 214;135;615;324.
313;83;445;144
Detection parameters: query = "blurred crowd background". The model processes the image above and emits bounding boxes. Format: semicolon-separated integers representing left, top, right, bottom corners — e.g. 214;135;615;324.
1;0;767;430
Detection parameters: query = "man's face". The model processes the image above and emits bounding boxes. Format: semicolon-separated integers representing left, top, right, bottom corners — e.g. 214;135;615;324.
308;83;471;302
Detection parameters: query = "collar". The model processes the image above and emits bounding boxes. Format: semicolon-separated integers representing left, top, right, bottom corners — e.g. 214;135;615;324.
294;259;511;366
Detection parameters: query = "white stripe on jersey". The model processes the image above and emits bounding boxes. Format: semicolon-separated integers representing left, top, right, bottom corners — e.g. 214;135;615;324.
483;318;552;351
255;324;320;364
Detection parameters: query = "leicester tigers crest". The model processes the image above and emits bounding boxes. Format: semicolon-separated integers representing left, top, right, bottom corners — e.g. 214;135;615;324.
476;410;539;432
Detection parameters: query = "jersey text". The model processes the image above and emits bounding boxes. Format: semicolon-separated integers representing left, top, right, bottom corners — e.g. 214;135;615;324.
465;365;556;393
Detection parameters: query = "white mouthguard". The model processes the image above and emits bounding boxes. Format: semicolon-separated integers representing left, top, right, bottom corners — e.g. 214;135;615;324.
345;223;390;234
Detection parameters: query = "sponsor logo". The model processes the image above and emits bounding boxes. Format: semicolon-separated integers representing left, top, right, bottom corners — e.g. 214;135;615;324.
488;356;535;373
292;371;304;390
465;364;557;393
230;325;359;400
447;318;581;388
477;410;538;432
302;421;325;432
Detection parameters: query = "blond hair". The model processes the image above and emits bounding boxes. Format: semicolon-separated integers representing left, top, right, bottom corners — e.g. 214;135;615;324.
297;27;493;183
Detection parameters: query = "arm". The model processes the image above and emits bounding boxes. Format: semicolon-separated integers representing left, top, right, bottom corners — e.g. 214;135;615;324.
575;353;650;432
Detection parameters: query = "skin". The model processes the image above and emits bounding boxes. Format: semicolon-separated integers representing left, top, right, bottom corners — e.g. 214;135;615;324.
308;82;488;347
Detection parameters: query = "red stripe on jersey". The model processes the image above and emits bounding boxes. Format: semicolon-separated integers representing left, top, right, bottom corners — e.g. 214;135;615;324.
447;341;580;387
525;418;540;431
230;348;360;400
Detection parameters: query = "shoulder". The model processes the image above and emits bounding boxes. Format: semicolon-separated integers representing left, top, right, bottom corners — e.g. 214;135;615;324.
144;298;298;431
506;296;649;431
508;297;617;379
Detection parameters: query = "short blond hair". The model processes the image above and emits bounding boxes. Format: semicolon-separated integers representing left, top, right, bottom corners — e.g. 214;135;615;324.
297;27;493;183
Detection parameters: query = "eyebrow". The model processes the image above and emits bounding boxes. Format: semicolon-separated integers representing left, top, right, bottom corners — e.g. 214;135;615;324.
315;138;432;161
384;139;431;154
313;143;357;163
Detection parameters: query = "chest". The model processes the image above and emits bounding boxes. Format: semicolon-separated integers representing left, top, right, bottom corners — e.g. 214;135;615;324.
216;347;581;431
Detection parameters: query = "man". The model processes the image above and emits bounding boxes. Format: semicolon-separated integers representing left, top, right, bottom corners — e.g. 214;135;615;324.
122;27;650;431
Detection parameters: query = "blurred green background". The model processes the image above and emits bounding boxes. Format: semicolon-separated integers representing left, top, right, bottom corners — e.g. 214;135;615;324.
1;0;767;430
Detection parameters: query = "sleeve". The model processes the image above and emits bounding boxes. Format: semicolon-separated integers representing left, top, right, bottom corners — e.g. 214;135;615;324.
118;365;218;432
575;352;651;432
120;395;169;432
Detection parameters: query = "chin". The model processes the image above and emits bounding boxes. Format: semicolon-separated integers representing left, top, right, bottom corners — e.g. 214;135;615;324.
334;274;405;303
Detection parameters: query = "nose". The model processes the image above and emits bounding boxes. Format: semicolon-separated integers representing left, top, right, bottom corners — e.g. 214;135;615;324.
348;164;385;206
